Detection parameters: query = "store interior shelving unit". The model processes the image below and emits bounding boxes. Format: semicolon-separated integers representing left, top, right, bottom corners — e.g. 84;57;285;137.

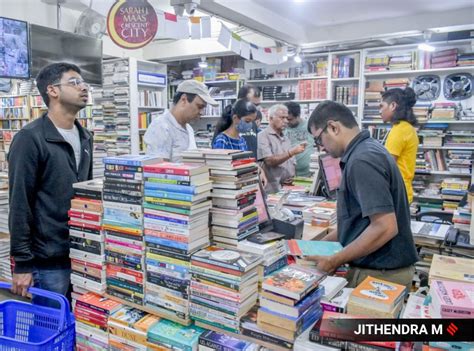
91;57;167;177
359;40;473;219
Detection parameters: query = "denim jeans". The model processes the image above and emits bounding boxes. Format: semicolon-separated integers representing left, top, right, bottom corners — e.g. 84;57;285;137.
32;268;72;308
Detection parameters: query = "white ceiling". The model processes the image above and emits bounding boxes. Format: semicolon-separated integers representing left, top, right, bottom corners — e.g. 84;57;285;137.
199;0;474;46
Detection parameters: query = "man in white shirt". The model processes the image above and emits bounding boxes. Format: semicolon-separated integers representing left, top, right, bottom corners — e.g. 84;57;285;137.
144;80;218;162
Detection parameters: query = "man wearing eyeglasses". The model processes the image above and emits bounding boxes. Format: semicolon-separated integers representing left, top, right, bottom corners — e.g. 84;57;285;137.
306;101;418;290
257;104;306;194
8;62;93;305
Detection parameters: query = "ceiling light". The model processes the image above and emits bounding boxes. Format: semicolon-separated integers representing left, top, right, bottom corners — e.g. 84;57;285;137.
282;55;288;62
293;47;302;63
418;43;435;52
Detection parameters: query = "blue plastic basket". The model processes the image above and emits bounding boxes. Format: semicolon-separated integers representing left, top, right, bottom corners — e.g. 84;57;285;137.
0;282;75;351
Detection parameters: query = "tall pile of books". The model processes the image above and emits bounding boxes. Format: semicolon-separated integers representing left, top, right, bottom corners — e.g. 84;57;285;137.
103;155;159;306
90;90;107;178
347;276;406;318
69;179;106;297
0;174;10;283
142;161;211;322
445;131;474;148
440;178;469;212
383;78;410;90
413;104;430;123
108;306;160;350
74;292;122;350
363;80;384;121
388;52;416;71
201;150;259;247
258;265;325;343
189;246;262;333
418;128;444;147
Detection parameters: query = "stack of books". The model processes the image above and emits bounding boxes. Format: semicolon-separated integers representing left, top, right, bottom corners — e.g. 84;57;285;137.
363;80;384;121
347;276;406;318
237;232;288;282
69;179;106;297
74;292;122;350
108;306;160;350
429;280;473;319
320;287;353;314
441;178;469;211
413;104;430;122
302;203;337;227
189;246;262;333
419;128;445;147
102;155;160;305
364;53;389;72
0;234;10;283
447;150;472;175
429;254;474;285
198;330;257;351
147;318;205;350
201;150;260;247
388;52;416;71
142;161;211;322
444;131;474;148
431;102;457;120
430;48;458;68
452;206;471;234
384;78;410;90
457;52;474;66
258;265;325;342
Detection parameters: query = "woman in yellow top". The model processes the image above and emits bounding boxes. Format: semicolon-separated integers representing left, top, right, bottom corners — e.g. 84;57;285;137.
379;87;418;203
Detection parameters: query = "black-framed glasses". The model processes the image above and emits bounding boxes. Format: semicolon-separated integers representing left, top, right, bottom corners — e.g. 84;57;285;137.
52;78;90;90
314;124;329;147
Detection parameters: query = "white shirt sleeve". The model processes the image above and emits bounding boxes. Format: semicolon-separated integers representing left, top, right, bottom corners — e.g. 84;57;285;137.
144;118;172;159
187;124;197;150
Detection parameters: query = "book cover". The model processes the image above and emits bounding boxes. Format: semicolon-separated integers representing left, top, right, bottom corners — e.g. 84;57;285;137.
104;155;161;167
429;254;474;284
198;330;254;351
430;280;474;318
77;292;122;315
144;162;209;176
262;265;325;300
349;276;406;312
147;319;205;350
191;246;262;273
286;240;343;257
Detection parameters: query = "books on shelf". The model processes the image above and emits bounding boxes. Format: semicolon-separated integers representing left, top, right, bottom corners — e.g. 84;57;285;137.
332;56;356;78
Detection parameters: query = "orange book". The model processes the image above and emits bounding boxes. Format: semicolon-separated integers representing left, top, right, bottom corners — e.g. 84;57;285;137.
349;276;406;312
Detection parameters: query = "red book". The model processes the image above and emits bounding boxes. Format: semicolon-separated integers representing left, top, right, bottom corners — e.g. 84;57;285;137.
68;209;101;222
76;292;122;315
144;162;208;176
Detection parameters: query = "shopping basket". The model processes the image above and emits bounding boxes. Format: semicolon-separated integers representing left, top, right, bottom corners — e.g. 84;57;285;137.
0;282;75;351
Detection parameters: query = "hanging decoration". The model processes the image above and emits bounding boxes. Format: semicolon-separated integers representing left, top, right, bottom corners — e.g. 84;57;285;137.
153;9;212;41
217;24;289;65
107;0;158;49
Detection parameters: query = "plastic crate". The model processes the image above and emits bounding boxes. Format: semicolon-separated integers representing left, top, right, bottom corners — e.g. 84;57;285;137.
0;282;75;350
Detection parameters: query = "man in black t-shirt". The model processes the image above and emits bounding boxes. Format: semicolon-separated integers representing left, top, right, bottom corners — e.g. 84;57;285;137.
306;101;418;290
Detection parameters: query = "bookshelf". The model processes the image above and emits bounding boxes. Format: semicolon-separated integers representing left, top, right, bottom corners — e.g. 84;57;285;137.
92;57;167;168
360;40;473;217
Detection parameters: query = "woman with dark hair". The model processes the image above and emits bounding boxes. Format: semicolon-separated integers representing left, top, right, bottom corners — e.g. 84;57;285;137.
212;99;257;150
379;87;419;203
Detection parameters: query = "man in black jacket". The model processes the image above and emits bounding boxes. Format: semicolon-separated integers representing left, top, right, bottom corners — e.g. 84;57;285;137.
8;62;93;305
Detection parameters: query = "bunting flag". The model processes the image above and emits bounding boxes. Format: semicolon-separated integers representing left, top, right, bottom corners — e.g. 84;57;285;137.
190;17;201;39
218;24;231;48
154;9;166;38
177;16;189;39
230;32;241;54
201;16;211;38
240;41;250;60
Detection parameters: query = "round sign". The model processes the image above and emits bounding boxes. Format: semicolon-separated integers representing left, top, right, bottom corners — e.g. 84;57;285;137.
107;0;158;49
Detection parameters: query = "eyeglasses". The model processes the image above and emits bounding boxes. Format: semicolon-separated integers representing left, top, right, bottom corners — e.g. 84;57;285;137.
52;78;90;90
314;124;329;147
